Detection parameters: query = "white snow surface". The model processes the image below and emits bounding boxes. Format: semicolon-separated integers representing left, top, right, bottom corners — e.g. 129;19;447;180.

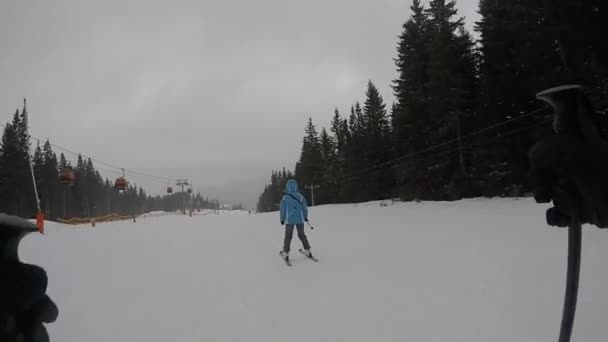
20;198;608;342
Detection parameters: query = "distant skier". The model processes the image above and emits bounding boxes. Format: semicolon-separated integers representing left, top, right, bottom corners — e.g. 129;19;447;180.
279;179;312;262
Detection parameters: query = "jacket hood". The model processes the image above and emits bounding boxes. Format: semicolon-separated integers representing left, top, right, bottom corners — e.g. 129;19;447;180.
285;179;299;193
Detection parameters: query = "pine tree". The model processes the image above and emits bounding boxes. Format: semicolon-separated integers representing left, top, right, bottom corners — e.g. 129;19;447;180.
71;154;86;217
392;0;431;143
330;109;345;154
329;109;350;202
342;106;364;201
0;121;16;213
422;0;476;199
318;128;336;203
354;102;365;134
361;81;394;200
0;105;36;216
295;118;324;190
392;0;433;200
319;129;335;168
41;141;60;219
475;0;563;196
57;153;70;218
58;153;69;170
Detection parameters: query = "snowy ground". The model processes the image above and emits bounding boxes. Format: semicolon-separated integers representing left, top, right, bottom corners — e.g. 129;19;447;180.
20;198;608;342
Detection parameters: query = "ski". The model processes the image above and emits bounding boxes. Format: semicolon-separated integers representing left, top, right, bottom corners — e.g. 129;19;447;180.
299;249;319;262
279;252;292;266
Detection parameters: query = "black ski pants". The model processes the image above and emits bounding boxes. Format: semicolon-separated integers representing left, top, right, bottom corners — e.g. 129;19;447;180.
283;224;311;253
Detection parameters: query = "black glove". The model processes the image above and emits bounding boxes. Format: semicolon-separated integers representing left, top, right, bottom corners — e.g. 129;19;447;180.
280;221;284;225
529;134;608;228
529;86;608;228
305;218;309;222
0;214;58;342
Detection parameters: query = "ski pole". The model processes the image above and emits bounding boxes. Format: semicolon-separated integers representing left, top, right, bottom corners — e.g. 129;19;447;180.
559;216;581;342
306;221;315;230
535;85;588;342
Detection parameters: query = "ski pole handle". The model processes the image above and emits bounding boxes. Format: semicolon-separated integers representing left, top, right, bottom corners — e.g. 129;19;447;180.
535;85;588;342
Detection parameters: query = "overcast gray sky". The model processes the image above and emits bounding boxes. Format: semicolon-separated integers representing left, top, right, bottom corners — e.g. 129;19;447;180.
0;0;479;209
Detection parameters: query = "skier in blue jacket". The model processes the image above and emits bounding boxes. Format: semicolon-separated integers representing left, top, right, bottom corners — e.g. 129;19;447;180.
279;179;312;261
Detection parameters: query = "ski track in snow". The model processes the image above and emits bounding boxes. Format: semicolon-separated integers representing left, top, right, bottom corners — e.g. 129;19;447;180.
20;198;608;342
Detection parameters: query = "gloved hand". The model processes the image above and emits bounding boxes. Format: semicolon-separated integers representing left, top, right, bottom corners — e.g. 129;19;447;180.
0;214;58;342
529;85;608;229
1;262;58;341
305;218;309;222
529;134;608;228
280;221;284;225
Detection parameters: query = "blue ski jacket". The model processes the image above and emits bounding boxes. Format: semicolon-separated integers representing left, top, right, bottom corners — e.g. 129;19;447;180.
279;179;308;225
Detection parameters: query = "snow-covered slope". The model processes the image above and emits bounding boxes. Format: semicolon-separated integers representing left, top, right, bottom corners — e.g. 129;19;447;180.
19;199;608;342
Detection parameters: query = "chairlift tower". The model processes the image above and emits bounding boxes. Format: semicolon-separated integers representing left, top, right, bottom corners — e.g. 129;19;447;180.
176;179;190;214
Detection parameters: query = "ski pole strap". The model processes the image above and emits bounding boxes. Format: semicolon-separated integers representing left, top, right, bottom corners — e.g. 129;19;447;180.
286;193;303;204
558;216;582;342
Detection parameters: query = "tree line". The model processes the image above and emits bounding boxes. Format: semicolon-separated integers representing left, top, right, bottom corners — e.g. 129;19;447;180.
258;0;607;211
0;101;218;220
